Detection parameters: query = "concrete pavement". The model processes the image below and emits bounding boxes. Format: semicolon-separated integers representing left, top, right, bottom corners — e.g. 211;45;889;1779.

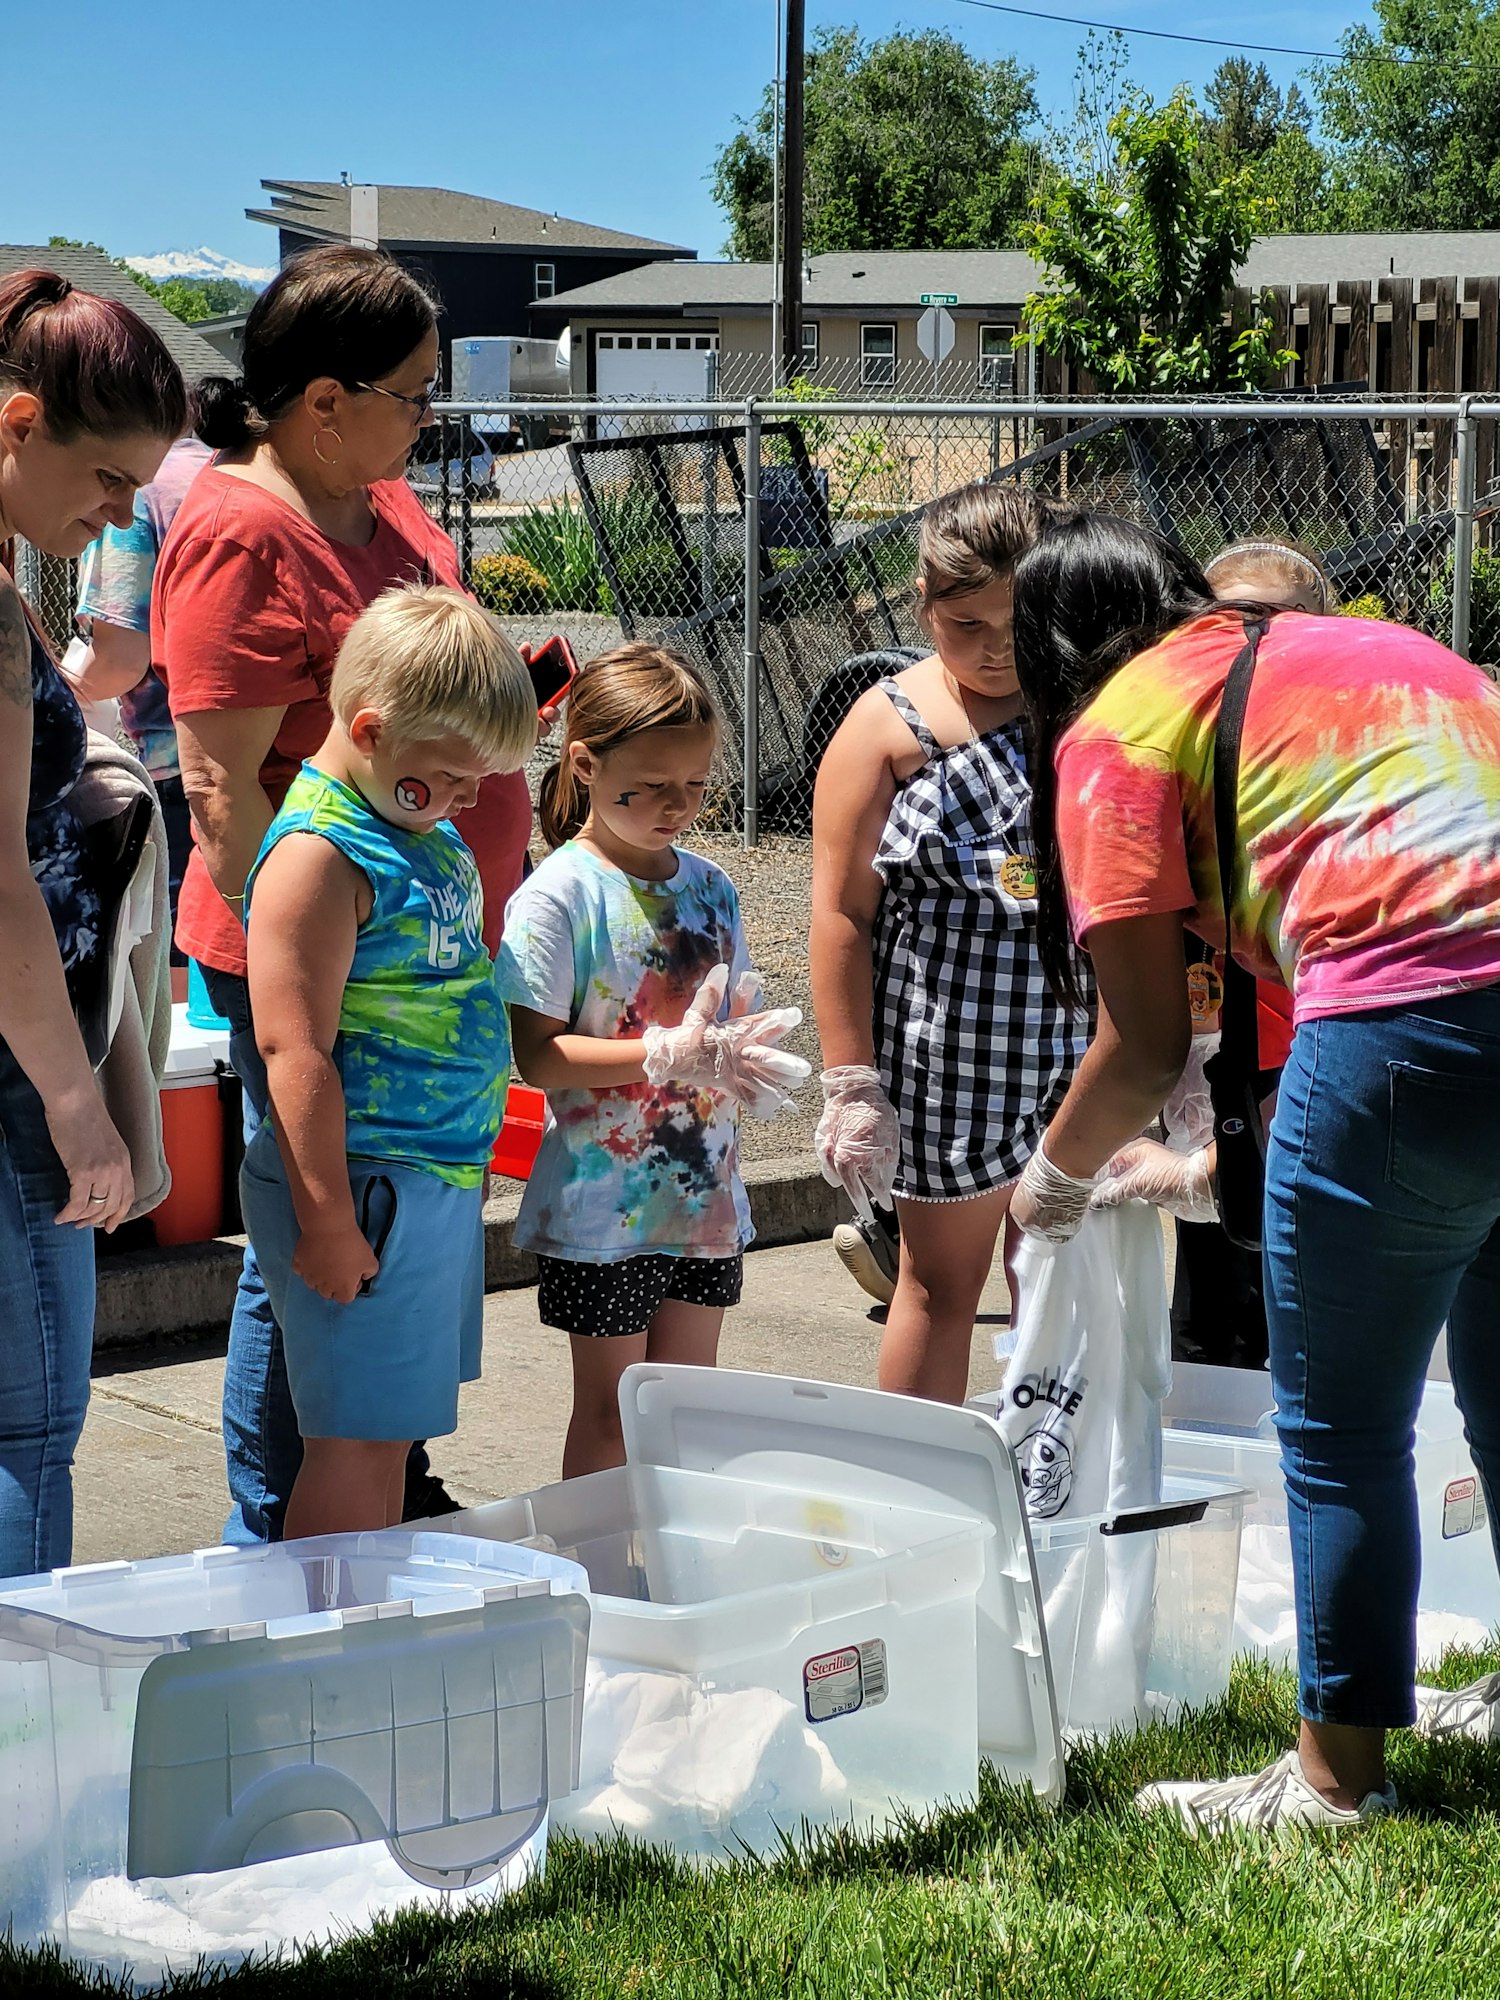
72;1237;1017;1567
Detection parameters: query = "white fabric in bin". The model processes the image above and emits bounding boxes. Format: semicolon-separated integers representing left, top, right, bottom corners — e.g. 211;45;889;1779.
984;1207;1172;1737
564;1661;846;1839
0;1530;590;1982
619;1364;1061;1801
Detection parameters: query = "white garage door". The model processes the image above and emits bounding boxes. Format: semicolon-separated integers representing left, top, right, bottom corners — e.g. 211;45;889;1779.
594;332;718;432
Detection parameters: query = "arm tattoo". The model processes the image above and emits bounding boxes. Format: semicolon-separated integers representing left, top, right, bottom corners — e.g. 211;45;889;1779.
0;585;33;711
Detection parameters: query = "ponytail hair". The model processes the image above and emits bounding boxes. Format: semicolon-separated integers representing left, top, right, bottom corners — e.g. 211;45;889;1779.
196;244;439;452
0;269;186;444
538;641;720;849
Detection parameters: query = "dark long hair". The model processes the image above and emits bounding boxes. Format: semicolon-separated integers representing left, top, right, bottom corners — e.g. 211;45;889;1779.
195;245;438;450
1012;512;1219;1008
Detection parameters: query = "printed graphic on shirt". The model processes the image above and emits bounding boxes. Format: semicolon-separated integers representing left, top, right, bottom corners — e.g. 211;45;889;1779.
1056;610;1500;1024
1002;1364;1088;1519
497;842;754;1260
247;764;506;1186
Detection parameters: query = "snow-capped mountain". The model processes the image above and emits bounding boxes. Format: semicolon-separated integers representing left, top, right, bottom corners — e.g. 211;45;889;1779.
123;248;275;287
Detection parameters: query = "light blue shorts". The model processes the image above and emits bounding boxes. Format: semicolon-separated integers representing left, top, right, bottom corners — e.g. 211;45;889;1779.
239;1125;484;1442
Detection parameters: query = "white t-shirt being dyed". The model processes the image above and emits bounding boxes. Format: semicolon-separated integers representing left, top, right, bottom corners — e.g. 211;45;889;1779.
497;841;755;1262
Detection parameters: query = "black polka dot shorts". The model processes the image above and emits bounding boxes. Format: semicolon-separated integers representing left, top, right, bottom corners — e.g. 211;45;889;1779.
536;1252;744;1338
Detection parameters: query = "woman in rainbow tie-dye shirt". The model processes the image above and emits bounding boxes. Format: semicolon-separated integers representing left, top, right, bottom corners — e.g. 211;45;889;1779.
1007;510;1500;1833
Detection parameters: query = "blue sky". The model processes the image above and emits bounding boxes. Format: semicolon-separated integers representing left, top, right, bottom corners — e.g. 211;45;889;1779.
4;0;1368;270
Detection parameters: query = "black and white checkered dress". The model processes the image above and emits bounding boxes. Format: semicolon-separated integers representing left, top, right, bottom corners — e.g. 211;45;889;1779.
872;681;1088;1202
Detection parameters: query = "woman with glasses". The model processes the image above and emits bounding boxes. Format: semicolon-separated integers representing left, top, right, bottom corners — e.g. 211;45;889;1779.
153;244;532;1545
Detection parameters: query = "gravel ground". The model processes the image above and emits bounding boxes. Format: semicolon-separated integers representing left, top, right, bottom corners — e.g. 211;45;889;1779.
689;830;821;1165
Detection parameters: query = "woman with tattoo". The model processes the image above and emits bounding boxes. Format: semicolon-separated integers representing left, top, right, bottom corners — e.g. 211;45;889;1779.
152;245;532;1544
0;270;185;1573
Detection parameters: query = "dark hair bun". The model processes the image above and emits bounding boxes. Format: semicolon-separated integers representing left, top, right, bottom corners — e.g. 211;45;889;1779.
194;374;258;451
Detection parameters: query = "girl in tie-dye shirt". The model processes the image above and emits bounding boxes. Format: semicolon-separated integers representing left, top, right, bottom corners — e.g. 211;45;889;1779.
499;644;808;1477
1007;510;1500;1834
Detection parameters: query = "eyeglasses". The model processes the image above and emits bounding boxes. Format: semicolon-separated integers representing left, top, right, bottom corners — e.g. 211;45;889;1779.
356;377;440;417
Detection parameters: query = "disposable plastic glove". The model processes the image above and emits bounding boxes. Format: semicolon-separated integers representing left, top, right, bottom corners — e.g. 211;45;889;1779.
641;965;811;1116
1010;1141;1098;1244
815;1066;900;1224
1091;1138;1219;1224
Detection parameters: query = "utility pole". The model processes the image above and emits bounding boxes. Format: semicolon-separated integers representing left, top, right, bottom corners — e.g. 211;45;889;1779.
779;0;805;384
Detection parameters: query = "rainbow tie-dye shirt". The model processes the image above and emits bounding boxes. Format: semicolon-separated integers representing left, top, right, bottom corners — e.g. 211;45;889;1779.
1055;609;1500;1024
497;841;754;1260
246;764;507;1186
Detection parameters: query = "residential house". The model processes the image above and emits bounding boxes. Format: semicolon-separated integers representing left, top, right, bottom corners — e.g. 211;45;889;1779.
246;180;694;373
0;242;223;383
544;234;1500;400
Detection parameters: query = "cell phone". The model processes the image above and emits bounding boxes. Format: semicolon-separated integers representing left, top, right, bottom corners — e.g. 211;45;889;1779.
525;634;577;715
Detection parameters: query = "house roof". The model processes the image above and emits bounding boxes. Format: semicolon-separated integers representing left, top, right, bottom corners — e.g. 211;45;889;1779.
545;233;1500;316
1239;231;1500;287
0;244;223;382
248;181;694;258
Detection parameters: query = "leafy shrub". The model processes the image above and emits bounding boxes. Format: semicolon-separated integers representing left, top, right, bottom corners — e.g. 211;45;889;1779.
1337;592;1388;621
471;552;550;615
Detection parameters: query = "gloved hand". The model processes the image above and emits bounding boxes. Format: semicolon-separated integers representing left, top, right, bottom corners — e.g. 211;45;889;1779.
1091;1138;1218;1224
641;966;811;1116
815;1065;899;1223
1010;1141;1098;1244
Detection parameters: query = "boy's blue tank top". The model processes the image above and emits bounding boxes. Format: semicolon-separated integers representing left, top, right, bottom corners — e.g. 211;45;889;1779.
247;763;507;1186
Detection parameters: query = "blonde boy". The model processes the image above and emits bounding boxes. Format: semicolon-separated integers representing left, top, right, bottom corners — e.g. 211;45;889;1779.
239;586;536;1537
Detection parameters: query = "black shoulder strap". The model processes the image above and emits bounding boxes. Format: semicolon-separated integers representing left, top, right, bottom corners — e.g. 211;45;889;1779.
1213;617;1269;1078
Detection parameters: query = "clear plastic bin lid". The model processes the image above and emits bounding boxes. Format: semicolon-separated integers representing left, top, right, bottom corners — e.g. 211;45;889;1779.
619;1365;1062;1802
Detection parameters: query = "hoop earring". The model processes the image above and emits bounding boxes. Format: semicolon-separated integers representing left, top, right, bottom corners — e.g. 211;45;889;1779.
312;426;343;467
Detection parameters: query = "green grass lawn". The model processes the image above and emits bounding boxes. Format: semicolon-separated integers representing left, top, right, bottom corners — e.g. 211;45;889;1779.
11;1648;1500;2000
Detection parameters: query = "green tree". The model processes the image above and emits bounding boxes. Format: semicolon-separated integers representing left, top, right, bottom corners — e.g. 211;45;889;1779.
1021;88;1295;392
1197;60;1330;233
45;239;258;324
711;25;1041;257
1315;0;1500;229
1200;58;1311;168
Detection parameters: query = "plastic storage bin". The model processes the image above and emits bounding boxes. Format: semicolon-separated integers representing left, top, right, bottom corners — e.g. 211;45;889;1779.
966;1390;1249;1736
442;1366;1061;1860
0;1530;590;1982
1162;1362;1500;1662
153;1004;231;1247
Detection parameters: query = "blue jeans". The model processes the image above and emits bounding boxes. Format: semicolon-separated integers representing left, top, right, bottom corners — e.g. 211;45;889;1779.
0;1042;94;1576
205;969;434;1543
204;967;303;1544
1265;983;1500;1729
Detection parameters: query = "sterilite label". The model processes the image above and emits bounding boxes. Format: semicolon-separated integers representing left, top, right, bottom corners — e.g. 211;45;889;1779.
803;1639;889;1724
1444;1476;1479;1539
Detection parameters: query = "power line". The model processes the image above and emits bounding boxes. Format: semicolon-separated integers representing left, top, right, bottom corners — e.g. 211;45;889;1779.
954;0;1488;67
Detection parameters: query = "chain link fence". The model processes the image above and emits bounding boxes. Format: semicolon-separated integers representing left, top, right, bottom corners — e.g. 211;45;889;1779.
15;398;1497;847
410;396;1499;841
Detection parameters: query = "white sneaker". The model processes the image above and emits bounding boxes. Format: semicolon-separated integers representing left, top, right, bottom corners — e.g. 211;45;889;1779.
1413;1671;1500;1741
831;1213;899;1306
1135;1751;1396;1833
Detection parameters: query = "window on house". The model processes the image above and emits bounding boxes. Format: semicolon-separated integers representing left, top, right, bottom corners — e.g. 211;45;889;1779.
535;262;556;299
979;325;1016;393
800;320;820;368
861;323;896;388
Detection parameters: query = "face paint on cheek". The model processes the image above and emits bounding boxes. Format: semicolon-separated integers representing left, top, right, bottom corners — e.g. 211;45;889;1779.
393;777;432;813
614;791;641;807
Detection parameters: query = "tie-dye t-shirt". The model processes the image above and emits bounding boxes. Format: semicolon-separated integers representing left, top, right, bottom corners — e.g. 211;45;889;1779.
246;764;507;1187
1055;609;1500;1025
497;841;755;1261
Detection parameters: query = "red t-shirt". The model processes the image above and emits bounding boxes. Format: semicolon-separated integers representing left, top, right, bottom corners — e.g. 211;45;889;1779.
153;466;530;974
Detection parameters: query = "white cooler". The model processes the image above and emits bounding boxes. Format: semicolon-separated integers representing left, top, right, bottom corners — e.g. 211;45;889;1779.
0;1530;590;1983
443;1366;1062;1860
1162;1361;1500;1663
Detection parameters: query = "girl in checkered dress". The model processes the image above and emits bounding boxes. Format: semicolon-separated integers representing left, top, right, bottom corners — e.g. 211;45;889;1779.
810;484;1089;1402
